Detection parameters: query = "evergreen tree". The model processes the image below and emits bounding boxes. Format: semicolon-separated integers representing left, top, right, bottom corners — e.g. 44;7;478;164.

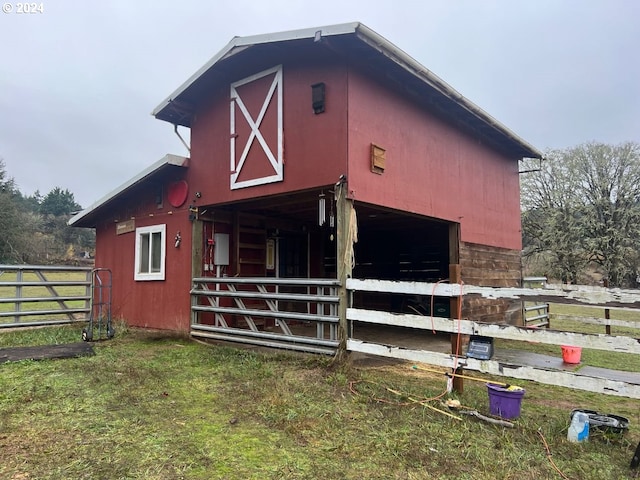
0;158;94;264
40;187;81;216
0;159;27;262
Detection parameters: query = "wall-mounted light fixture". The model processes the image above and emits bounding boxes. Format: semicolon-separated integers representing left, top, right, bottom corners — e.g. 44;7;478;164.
311;82;325;114
188;204;198;221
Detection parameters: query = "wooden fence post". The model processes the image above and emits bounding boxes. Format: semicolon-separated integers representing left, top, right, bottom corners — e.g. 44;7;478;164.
449;263;464;393
546;303;551;329
335;178;354;362
603;279;611;335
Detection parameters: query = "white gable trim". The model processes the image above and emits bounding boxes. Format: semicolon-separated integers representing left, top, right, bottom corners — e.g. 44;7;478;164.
68;154;189;227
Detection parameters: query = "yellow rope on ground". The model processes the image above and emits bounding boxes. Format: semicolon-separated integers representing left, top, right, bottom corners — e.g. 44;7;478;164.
385;387;462;421
348;380;461;420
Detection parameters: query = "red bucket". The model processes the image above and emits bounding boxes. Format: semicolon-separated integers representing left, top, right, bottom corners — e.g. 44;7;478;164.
561;345;582;364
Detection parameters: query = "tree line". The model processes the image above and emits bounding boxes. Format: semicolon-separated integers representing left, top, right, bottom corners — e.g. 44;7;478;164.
520;141;640;288
0;158;94;264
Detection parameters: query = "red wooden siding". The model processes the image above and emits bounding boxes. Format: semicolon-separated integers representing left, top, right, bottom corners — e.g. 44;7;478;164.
346;69;522;250
188;59;349;206
94;189;193;331
187;54;522;251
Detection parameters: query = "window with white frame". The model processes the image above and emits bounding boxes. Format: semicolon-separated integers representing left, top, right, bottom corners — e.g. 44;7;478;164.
134;224;166;281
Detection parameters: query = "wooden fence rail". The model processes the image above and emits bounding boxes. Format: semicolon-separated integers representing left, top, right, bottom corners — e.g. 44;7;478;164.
346;278;640;399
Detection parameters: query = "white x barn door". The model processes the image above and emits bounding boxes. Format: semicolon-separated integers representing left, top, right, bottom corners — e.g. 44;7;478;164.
230;65;283;190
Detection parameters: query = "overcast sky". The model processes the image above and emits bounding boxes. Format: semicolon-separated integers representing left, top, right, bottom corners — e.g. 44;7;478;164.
1;0;638;207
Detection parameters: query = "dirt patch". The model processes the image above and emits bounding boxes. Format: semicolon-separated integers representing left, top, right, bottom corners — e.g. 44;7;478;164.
0;342;94;363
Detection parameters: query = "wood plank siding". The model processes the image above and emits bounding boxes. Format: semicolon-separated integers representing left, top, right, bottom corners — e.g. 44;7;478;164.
460;242;523;325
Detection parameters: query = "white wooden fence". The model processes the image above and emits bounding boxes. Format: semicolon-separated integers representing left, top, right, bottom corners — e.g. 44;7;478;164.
346;278;640;399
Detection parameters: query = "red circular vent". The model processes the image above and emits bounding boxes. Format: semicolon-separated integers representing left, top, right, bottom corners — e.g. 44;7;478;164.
167;180;189;207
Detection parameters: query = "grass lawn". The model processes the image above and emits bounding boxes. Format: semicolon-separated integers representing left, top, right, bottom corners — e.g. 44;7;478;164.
0;325;638;479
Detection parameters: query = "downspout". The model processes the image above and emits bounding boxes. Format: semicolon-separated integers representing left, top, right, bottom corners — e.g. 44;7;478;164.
174;124;191;153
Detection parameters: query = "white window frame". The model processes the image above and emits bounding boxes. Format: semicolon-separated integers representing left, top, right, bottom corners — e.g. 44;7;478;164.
134;224;166;281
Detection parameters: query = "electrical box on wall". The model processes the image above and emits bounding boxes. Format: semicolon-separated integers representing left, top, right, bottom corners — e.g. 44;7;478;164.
213;233;230;266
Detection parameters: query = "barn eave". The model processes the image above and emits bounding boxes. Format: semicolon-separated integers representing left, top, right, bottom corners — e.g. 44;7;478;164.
152;21;542;160
68;154;189;228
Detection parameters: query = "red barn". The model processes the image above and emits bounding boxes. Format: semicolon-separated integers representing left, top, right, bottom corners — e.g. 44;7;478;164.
70;23;541;347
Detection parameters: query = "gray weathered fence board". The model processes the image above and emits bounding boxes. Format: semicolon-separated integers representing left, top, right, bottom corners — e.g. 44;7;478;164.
347;339;640;399
347;308;640;354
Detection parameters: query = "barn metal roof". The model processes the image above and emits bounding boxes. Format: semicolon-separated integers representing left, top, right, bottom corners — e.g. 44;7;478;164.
152;22;542;159
68;154;189;227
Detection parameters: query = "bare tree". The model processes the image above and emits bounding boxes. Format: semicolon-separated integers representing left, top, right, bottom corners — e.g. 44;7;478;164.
576;142;640;286
521;142;640;286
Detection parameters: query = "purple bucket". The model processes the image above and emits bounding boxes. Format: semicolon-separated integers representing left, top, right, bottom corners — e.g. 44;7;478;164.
486;384;525;419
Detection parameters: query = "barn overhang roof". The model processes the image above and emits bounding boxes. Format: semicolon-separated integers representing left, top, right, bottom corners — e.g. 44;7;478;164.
152;22;542;160
68;154;189;228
